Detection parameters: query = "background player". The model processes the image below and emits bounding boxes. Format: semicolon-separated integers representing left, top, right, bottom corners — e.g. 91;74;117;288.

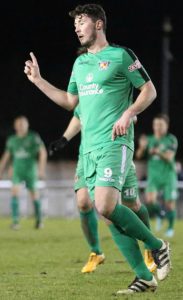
0;116;47;229
136;114;178;237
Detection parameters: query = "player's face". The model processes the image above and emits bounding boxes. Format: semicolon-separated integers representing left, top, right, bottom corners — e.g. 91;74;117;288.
74;14;97;48
14;118;29;136
153;118;168;136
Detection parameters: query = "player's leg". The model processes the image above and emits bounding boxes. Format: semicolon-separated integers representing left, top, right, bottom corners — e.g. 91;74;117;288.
96;186;160;293
89;144;171;292
10;170;23;229
29;189;43;228
163;179;177;237
11;184;21;229
27;174;42;228
75;156;104;273
145;178;165;228
121;163;156;273
122;162;151;230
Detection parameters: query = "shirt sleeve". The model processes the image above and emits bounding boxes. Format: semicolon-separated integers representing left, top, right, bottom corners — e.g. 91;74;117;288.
73;105;80;120
121;48;150;88
67;64;78;95
34;133;44;149
5;137;12;153
167;135;178;153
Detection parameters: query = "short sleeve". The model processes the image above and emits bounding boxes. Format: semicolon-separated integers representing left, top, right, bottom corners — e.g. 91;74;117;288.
67;66;78;95
167;135;178;153
121;48;150;88
74;105;80;120
5;137;12;153
34;133;44;148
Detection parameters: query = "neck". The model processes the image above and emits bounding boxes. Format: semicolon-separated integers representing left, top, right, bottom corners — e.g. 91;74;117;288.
88;36;109;54
154;133;165;139
17;132;27;138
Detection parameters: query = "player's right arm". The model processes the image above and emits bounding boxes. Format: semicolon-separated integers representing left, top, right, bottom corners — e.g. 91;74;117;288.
63;116;81;141
24;52;78;111
0;151;11;178
135;134;148;159
49;116;81;155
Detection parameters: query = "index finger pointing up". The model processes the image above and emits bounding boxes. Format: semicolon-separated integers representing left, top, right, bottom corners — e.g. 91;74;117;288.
30;52;38;66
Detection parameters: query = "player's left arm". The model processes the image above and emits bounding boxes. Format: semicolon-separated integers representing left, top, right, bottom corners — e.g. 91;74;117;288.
0;151;11;178
112;81;156;139
112;48;156;139
38;145;47;179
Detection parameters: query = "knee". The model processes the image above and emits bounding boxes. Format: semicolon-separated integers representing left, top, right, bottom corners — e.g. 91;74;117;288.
146;193;156;204
77;191;92;212
165;201;175;211
95;199;115;218
123;199;141;212
30;191;39;201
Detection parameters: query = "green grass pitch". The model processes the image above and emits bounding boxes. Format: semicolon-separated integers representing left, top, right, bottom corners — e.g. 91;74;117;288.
0;218;183;300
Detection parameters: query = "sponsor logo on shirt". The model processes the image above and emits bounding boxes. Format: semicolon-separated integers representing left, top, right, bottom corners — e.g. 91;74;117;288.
98;61;110;70
128;59;142;72
79;83;103;96
15;148;30;159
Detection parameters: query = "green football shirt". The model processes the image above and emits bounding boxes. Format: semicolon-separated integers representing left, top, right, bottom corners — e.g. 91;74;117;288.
6;131;43;172
68;45;150;154
146;134;178;177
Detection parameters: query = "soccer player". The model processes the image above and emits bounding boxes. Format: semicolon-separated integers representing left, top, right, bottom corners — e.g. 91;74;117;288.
49;106;156;273
0;116;47;229
24;4;171;294
136;114;178;237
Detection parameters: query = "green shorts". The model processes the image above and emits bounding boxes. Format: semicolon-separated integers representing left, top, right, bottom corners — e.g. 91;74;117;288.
83;144;133;200
146;173;178;201
12;169;38;191
121;161;139;202
74;154;87;191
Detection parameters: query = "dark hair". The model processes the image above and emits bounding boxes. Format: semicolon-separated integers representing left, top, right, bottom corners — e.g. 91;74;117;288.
14;115;28;122
154;113;170;125
69;3;107;32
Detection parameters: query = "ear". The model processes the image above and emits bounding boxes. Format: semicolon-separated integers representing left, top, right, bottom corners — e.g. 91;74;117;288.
96;20;103;30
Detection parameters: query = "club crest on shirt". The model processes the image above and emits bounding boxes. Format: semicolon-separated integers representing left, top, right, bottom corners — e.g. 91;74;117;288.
98;61;110;70
128;59;142;72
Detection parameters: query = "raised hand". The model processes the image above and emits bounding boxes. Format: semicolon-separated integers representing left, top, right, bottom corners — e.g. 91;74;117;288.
24;52;41;83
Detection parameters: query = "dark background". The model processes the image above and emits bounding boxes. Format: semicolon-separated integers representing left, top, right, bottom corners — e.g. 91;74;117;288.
0;0;182;160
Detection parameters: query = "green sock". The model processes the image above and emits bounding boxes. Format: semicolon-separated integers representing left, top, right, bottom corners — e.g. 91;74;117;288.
135;204;151;249
80;208;102;255
11;196;19;224
109;223;152;280
135;204;151;229
109;204;162;250
146;202;161;218
33;200;42;223
166;209;176;230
